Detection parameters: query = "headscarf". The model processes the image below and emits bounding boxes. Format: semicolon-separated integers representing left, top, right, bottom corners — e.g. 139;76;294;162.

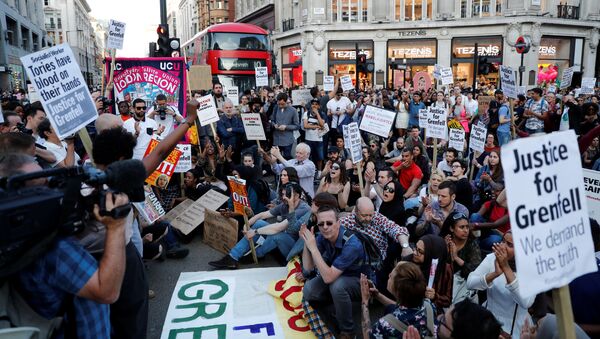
378;180;406;226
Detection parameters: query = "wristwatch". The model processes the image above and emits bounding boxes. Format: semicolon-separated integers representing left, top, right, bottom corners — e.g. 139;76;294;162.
401;243;409;249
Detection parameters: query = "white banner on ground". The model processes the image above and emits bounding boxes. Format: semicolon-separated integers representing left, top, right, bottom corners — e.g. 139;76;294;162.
21;44;97;140
255;67;268;87
346;122;362;164
241;113;266;140
583;169;600;223
580;78;596;95
226;86;239;106
441;67;453;85
174;144;192;173
107;19;126;50
323;76;335;91
500;66;518;99
501;130;597;299
291;89;313;106
359;105;396;138
340;75;354;92
425;106;448;140
560;66;574;89
449;128;466;151
418;109;429;130
196;94;219;126
469;123;487;153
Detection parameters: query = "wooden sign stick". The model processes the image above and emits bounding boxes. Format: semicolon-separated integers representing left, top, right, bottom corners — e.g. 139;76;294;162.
242;210;258;264
357;161;365;197
432;138;439;170
509;98;516;140
552;286;576;339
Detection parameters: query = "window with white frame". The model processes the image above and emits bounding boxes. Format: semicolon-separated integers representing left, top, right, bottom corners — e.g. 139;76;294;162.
331;0;368;23
395;0;432;21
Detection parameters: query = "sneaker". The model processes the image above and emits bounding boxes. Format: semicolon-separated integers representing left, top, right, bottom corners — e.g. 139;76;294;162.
208;255;239;270
166;244;189;259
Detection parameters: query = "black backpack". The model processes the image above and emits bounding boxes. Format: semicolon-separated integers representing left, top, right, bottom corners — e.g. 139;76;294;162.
255;179;271;205
341;229;383;273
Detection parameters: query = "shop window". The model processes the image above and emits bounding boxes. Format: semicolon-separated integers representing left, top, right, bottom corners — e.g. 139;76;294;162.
461;0;468;18
472;0;491;17
396;0;430;21
332;0;368;22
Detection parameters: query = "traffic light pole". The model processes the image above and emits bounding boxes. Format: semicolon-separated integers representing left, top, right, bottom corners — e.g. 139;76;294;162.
355;43;359;92
472;43;478;92
160;0;167;26
519;53;525;86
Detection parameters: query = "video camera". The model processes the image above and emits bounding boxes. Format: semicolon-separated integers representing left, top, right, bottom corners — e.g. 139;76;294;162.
0;159;146;278
98;96;114;109
154;104;168;120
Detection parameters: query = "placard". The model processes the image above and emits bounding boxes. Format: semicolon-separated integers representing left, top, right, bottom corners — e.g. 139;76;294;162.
107;19;126;50
291;89;313;106
197;94;220;126
433;64;442;80
425;106;448;140
358;105;396;138
548;85;557;94
21;44;97;139
255;66;269;87
500;65;517;99
174;144;192;173
560;66;574;89
583;169;600;223
188;65;212;91
448;128;466;151
477;96;494;118
345;122;362;164
340;75;354;92
440;67;454;86
518;86;527;96
580;78;596;95
27;83;40;103
228;176;250;214
323;76;335;91
143;138;182;187
133;185;166;224
502;130;596;299
342;124;351;150
203;209;238;254
241;113;266;140
164;189;230;235
418;109;429;130
469;123;487;153
226;86;239;106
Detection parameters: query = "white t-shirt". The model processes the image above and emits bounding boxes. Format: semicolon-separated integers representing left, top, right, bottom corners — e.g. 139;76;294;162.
303;111;322;142
45;141;81;167
465;98;478;115
327;96;351;128
147;104;182;136
123;118;159;160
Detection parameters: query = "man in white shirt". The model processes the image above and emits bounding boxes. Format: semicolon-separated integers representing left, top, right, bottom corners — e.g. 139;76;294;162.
146;93;183;136
449;86;468;107
465;91;479;116
326;88;351;140
124;98;159;160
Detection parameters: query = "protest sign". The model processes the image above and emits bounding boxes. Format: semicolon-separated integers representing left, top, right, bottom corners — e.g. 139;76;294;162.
359;105;396;138
501;130;597;299
109;57;187;116
228;176;250;214
203;209;238;254
548;85;557;94
418;109;429;130
188;65;212;91
323;75;335;91
583;169;600;223
174;144;192;173
477;96;493;118
345;122;362;164
226;86;239;106
291;89;313;106
342;125;351;149
27;83;40;102
241;113;266;140
133;186;166;224
440;67;453;85
255;66;269;86
107;19;126;50
433;64;442;80
196;94;220;126
560;66;574;89
449;128;466;151
500;66;517;99
518;86;527;96
340;75;354;92
163;189;230;235
580;78;596;95
21;44;97;139
143;139;182;187
469;123;487;153
162;267;315;339
425;106;448;140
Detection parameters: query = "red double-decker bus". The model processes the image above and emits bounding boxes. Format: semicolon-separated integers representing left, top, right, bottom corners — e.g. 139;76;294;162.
182;23;271;92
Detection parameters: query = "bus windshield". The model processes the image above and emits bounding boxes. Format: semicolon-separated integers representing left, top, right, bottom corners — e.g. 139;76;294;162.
209;32;269;51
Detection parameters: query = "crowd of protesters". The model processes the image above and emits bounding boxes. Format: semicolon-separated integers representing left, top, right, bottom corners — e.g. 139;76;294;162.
1;72;599;339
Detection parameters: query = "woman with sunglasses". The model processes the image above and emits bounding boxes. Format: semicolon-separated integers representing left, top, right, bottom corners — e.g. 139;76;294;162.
316;161;350;210
440;211;481;304
467;232;535;338
378;179;406;227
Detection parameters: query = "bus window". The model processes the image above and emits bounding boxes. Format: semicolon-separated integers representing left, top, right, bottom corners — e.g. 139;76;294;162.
210;33;269;51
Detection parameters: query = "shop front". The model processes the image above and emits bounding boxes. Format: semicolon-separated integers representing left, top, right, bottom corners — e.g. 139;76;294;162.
387;39;437;90
538;36;583;86
281;44;303;88
451;36;503;88
328;40;374;90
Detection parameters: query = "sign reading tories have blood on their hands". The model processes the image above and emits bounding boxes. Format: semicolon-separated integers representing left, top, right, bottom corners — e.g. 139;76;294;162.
502;130;597;299
228;176;250;214
144;139;182;187
21;44;97;139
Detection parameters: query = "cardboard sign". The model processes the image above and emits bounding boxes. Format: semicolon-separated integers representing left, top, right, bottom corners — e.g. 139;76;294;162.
502;130;596;299
226;86;239;106
144;139;182;187
345;122;362;164
107;19;126;50
203;209;238;254
255;67;269;87
340;75;354;92
323;76;335;91
560;66;574;89
21;44;97;139
425;106;448;140
477;96;494;118
440;67;454;86
174;144;192;173
164;189;230;235
241;113;266;140
583;169;600;223
27;84;40;103
228;176;250;214
197;94;220;126
449;128;466;151
418;109;429;130
188;65;212;91
580;78;596;95
500;65;517;99
359;105;396;138
342;125;351;150
133;185;166;224
291;89;313;106
469;123;487;153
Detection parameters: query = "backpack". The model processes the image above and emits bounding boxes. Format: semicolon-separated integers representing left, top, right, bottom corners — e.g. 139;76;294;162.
255;179;271;205
341;229;383;273
381;300;436;339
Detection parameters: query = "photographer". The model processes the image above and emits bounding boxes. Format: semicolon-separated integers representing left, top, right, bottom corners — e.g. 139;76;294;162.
123;98;160;160
0;153;130;338
147;93;183;136
37;118;79;168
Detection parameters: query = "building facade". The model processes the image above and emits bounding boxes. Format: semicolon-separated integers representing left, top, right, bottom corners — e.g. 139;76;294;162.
235;0;274;31
198;0;235;31
271;0;600;90
0;0;48;90
44;0;97;88
175;0;198;44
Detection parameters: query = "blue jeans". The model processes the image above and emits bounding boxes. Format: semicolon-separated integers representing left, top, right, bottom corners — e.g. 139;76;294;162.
276;144;293;159
470;213;502;252
229;220;297;261
497;130;511;146
286;238;305;261
404;197;420;210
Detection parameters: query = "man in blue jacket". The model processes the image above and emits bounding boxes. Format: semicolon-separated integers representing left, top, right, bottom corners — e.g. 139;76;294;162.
217;99;244;153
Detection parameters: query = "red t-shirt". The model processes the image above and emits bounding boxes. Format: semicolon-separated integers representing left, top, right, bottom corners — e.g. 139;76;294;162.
393;161;423;191
483;200;510;234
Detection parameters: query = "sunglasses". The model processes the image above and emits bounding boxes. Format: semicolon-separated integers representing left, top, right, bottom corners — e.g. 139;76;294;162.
268;95;275;99
383;186;395;194
317;221;335;227
331;164;341;170
135;106;147;110
452;213;468;221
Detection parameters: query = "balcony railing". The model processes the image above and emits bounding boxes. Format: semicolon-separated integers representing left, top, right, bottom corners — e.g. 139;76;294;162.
282;18;295;32
45;23;56;29
557;4;579;19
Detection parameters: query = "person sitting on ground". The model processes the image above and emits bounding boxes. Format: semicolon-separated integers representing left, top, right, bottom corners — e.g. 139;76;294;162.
377;179;406;227
470;185;510;252
447;159;473;212
364;166;397;211
316;161;351;210
437;148;458;178
267;143;316;197
392;147;423;210
417;169;445;216
268;166;299;208
472;149;504;211
416;180;469;236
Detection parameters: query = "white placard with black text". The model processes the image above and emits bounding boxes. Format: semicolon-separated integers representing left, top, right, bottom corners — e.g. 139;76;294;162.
196;94;220;126
291;89;313;106
359;105;396;138
449;128;466;151
560;66;574;89
255;67;268;87
241;113;266;140
500;66;517;99
425;106;448;140
226;86;239;106
323;76;335;91
340;75;354;92
580;78;596;95
346;122;362;164
440;67;453;86
107;19;126;50
174;144;192;173
469;123;487;153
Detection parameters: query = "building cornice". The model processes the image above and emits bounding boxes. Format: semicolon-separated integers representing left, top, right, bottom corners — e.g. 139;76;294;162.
236;4;274;23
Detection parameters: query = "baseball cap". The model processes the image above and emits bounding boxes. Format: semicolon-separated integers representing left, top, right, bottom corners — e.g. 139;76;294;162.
328;146;340;153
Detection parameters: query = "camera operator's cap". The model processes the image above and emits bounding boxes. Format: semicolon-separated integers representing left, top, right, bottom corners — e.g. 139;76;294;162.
494;89;504;95
310;98;320;105
328;146;340;153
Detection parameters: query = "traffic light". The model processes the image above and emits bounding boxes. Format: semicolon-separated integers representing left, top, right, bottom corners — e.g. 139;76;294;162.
478;57;490;75
357;53;367;73
156;24;170;57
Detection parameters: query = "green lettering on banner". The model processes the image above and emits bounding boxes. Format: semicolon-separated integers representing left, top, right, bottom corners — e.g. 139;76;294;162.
177;279;229;300
173;302;227;322
168;325;226;339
